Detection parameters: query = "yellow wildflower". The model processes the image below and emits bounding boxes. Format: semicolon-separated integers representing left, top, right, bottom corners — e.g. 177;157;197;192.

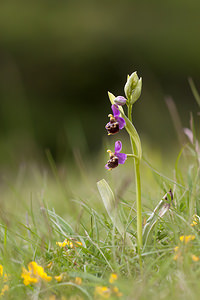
173;246;181;261
112;286;123;297
54;273;64;282
56;238;82;249
3;273;9;283
0;265;3;277
21;267;38;286
75;277;82;285
21;262;52;286
0;284;9;296
179;235;195;244
173;253;181;261
56;240;71;248
0;264;9;282
191;254;200;262
109;273;118;284
74;241;83;247
190;221;198;226
0;265;9;296
47;261;53;269
95;286;111;299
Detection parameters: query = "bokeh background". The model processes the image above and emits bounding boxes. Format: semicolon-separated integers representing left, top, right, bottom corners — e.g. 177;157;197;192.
0;0;200;169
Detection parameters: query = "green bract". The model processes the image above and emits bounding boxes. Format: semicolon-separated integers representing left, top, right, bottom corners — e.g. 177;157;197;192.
130;77;142;104
124;72;142;105
124;72;139;99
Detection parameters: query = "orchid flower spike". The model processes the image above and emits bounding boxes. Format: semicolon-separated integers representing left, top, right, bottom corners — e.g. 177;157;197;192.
105;141;127;170
105;104;126;135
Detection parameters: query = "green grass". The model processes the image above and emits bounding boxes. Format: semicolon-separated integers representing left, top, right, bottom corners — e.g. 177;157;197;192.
0;135;200;300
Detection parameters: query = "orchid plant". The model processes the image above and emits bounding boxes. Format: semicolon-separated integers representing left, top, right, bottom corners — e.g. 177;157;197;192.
104;71;143;251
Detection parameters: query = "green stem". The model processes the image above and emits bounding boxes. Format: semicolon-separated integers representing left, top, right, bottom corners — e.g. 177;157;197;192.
128;105;143;251
127;154;139;159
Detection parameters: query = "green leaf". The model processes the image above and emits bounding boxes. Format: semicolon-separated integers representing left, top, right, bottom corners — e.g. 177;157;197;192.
97;179;134;248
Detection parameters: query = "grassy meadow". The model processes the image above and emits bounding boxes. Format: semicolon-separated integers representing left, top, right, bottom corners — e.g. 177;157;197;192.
0;92;200;300
0;1;200;299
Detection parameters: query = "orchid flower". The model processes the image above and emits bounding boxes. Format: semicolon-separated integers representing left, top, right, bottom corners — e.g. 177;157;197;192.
105;141;127;170
105;104;126;135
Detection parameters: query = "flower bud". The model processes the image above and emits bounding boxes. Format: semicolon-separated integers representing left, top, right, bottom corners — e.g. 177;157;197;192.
124;72;139;99
130;77;142;105
124;72;142;105
114;96;127;106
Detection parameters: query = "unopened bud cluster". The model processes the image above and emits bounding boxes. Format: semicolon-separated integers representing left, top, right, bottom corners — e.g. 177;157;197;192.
124;72;142;105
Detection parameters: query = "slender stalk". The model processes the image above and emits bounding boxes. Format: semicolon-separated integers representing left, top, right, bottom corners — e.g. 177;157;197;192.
128;105;143;250
127;154;138;159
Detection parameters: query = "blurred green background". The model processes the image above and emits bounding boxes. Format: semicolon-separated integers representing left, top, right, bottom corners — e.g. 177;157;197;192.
0;0;199;167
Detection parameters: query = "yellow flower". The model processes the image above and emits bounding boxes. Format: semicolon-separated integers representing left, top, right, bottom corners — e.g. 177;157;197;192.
95;286;111;299
74;241;83;247
190;221;198;226
0;284;9;296
0;265;3;277
0;265;9;296
3;273;9;283
21;267;39;286
173;253;180;261
74;277;82;285
29;262;52;282
179;235;195;244
191;254;200;262
112;286;123;297
109;273;118;284
46;262;53;269
21;262;52;286
0;264;9;282
56;240;71;248
56;238;82;249
173;246;181;261
54;273;64;282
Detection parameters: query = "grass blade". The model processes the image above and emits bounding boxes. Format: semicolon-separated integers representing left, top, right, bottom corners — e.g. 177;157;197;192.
142;190;173;250
188;77;200;107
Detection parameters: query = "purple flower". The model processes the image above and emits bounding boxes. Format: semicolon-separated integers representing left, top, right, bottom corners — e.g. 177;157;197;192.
114;96;127;106
105;141;127;170
105;104;126;135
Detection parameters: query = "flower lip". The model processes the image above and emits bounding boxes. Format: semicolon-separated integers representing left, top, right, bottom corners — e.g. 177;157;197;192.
105;141;127;170
105;105;126;135
105;151;119;169
105;115;119;135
